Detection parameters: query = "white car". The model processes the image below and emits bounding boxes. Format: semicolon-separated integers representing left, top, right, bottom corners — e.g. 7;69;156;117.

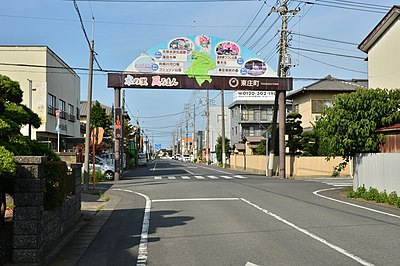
182;154;190;162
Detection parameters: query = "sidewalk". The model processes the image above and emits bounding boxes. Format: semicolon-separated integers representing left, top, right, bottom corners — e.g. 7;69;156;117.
47;189;121;266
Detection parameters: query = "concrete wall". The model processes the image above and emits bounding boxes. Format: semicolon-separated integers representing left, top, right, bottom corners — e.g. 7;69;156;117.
353;153;400;194
230;154;351;178
12;156;81;265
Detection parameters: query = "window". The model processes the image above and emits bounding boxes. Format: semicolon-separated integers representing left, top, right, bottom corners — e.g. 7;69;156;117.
59;99;66;119
312;100;332;114
217;114;226;123
235;126;237;135
241;109;254;121
68;104;75;122
47;94;56;115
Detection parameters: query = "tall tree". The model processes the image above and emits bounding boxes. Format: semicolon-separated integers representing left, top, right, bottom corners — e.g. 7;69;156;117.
317;88;400;166
90;101;112;136
286;112;303;155
215;135;230;164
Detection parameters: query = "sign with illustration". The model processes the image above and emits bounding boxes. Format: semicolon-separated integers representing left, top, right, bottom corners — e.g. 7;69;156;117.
125;35;277;88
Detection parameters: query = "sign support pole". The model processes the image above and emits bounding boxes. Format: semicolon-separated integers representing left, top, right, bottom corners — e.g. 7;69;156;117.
114;87;121;181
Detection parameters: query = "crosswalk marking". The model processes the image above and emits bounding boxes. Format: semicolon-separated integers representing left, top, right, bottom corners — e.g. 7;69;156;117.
152;175;248;180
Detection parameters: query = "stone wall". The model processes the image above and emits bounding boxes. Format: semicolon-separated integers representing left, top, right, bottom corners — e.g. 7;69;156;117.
12;156;81;265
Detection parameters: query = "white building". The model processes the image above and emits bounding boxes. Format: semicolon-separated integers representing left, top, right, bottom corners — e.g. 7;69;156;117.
0;46;80;150
208;106;230;163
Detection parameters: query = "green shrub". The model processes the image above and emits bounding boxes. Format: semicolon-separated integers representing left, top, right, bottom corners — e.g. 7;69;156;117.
397;198;400;208
366;187;379;201
388;191;398;205
347;188;357;198
377;190;388;203
44;161;67;210
356;186;367;198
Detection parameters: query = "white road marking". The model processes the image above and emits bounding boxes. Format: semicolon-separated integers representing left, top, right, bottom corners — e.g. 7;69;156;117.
111;189;151;266
152;197;240;203
314;188;400;219
151;162;157;172
185;169;195;175
325;183;352;187
245;262;259;266
194;175;205;179
181;176;191;179
241;198;374;266
168;176;176;180
154;176;162;180
221;175;233;179
195;164;233;175
234;175;247;179
208;175;219;179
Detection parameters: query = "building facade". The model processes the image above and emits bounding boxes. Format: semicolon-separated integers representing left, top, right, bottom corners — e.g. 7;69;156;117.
287;75;368;130
358;5;400;89
0;46;80;150
208;106;230;163
229;91;291;146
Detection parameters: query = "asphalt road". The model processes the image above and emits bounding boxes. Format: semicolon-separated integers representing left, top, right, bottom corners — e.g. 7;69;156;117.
78;159;400;266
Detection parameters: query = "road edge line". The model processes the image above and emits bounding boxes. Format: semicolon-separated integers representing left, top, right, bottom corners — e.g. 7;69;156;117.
313;188;400;219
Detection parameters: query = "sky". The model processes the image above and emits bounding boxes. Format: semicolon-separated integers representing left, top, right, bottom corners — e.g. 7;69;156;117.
1;0;398;149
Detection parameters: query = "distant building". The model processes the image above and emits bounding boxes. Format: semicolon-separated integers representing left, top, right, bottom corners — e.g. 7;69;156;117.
358;5;400;89
0;46;80;151
286;75;368;130
208;106;230;163
229;90;291;147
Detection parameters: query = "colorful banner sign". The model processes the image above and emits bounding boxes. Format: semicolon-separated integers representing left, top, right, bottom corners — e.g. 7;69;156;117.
124;35;277;88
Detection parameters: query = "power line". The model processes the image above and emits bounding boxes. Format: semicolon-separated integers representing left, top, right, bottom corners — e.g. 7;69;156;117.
291;0;388;14
236;1;267;43
291;32;359;45
71;0;259;2
288;48;368;74
290;47;365;59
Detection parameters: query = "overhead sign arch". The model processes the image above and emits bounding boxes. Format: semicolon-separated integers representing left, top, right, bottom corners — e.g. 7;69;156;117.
108;35;292;180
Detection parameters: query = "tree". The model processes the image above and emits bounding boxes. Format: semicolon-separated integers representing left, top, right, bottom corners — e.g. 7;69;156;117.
300;129;319;156
91;101;112;135
317;88;400;168
286;112;303;155
215;136;230;164
0;74;42;223
254;132;267;155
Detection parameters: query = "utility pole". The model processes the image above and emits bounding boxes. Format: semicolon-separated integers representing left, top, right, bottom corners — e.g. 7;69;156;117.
27;79;33;140
83;18;95;191
193;103;196;160
121;90;126;170
185;104;189;154
269;0;298;179
206;90;210;165
221;88;226;168
179;120;183;155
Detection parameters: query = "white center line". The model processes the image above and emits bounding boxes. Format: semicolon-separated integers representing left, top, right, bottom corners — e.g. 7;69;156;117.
168;176;176;180
221;175;233;179
208;175;219;179
194;175;205;179
154;176;162;180
181;176;191;179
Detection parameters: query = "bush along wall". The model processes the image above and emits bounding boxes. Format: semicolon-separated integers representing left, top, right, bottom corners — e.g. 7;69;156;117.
347;186;400;208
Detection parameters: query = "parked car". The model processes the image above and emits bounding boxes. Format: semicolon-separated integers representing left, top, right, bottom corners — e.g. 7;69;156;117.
173;154;181;160
138;153;147;166
87;156;115;180
98;153;115;165
182;154;190;162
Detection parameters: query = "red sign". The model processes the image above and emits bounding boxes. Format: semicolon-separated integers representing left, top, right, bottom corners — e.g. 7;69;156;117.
55;109;60;119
